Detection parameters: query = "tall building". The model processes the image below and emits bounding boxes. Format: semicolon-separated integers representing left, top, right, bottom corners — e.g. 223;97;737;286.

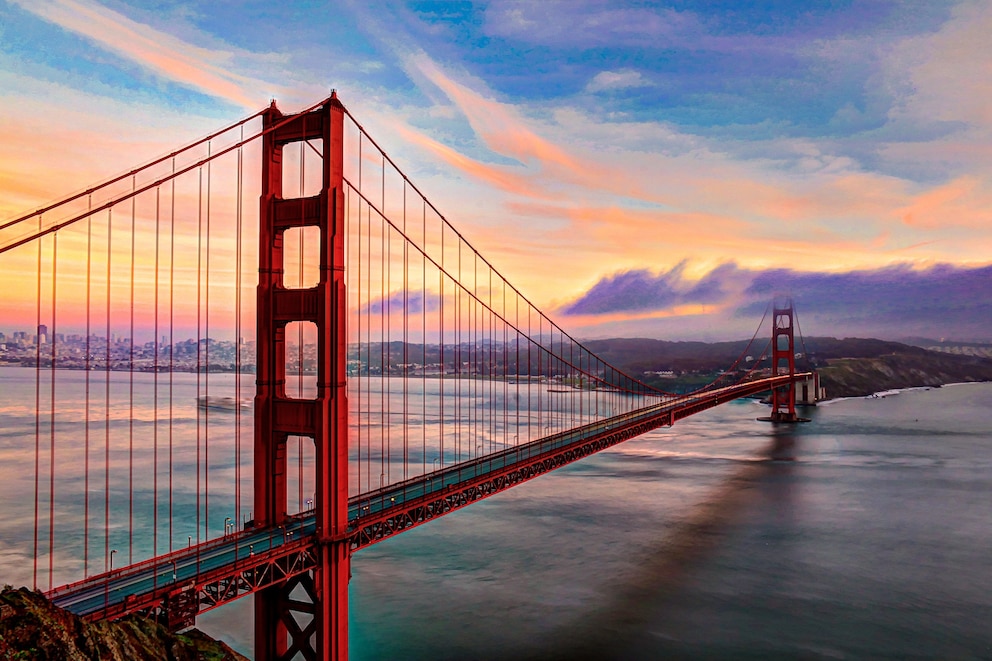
37;324;48;344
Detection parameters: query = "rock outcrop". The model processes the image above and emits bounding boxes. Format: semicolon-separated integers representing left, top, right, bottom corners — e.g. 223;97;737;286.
0;586;247;661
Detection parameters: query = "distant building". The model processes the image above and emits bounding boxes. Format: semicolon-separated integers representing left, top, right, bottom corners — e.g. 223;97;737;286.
797;373;825;404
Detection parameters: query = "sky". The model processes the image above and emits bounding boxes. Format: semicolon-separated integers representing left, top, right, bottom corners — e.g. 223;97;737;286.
1;0;991;342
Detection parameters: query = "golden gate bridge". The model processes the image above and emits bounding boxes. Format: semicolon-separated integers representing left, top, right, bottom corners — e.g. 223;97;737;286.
0;93;812;660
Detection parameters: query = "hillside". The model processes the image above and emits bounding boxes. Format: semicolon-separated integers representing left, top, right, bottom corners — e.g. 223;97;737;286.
814;352;992;398
0;587;245;661
583;336;992;398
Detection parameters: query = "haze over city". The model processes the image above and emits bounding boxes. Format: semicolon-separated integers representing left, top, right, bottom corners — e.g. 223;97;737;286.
2;0;991;341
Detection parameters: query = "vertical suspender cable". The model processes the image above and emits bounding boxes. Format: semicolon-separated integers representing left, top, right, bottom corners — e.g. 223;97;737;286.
196;165;202;546
403;182;409;481
205;142;212;537
526;306;531;443
169;160;176;553
470;252;475;457
455;242;460;461
355;187;362;492
384;155;390;485
439;223;444;468
49;231;58;590
104;209;112;578
380;167;386;488
345;182;351;494
128;176;136;565
357;131;363;492
537;311;542;435
515;296;520;446
366;202;372;489
84;200;92;576
502;277;507;453
489;269;506;452
235;127;243;530
153;187;160;570
299;135;305;510
33;216;41;590
422;199;426;476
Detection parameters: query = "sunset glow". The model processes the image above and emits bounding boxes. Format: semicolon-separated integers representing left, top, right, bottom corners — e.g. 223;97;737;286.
2;0;991;341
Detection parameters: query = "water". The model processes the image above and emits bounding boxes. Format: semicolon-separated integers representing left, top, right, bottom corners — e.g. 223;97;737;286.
200;384;992;660
1;366;990;659
201;382;992;659
0;365;646;587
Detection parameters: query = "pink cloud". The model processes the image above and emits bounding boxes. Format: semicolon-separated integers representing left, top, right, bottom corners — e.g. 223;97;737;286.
898;176;992;230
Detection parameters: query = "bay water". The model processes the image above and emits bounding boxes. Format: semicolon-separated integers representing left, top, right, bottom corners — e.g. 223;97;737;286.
209;382;992;659
1;365;989;658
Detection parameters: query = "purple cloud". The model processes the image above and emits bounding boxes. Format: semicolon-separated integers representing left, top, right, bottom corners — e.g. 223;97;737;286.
364;290;441;315
562;261;737;315
561;268;678;315
563;262;992;342
740;263;992;340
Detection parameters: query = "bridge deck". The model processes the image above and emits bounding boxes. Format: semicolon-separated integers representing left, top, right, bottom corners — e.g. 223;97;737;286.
48;373;810;624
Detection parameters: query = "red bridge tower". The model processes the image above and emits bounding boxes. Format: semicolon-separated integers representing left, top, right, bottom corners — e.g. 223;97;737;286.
255;94;349;660
759;299;810;423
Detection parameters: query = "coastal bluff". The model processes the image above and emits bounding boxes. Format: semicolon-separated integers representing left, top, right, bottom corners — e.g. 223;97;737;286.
0;587;245;661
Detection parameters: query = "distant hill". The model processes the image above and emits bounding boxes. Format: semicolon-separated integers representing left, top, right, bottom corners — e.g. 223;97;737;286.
583;336;992;398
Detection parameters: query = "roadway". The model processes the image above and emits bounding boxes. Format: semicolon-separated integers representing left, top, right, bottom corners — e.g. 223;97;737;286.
49;373;810;620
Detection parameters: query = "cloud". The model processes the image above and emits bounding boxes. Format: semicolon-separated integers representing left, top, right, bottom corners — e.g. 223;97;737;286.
482;1;704;49
364;290;440;315
341;8;992;317
0;66;228;222
406;52;582;175
744;262;992;315
562;262;992;342
9;0;281;109
890;1;992;129
561;262;739;315
897;175;992;230
586;70;651;93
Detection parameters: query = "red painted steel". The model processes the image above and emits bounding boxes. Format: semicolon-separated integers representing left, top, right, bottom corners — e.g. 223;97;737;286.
255;99;290;660
766;301;802;422
350;372;809;548
255;94;349;661
46;374;809;630
316;92;351;661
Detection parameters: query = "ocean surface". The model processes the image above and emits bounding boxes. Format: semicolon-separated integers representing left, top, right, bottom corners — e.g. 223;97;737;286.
208;382;992;660
1;366;990;659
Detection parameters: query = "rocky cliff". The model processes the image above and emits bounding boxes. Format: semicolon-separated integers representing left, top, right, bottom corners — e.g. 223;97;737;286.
816;352;992;398
0;586;246;661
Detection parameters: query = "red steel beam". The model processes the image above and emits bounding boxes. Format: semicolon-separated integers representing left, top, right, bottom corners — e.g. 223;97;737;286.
50;373;810;636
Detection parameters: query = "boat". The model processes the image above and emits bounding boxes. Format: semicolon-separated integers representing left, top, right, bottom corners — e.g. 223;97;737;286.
196;396;251;411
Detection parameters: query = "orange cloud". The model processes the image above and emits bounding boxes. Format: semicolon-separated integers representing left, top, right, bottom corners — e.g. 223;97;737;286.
898;176;992;229
409;53;581;174
394;124;558;200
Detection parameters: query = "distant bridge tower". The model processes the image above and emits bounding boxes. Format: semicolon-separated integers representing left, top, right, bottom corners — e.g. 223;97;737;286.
760;299;810;423
255;94;349;660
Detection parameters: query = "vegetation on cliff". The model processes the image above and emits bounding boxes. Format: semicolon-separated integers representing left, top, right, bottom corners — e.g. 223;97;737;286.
0;587;246;661
814;351;992;398
583;336;992;398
